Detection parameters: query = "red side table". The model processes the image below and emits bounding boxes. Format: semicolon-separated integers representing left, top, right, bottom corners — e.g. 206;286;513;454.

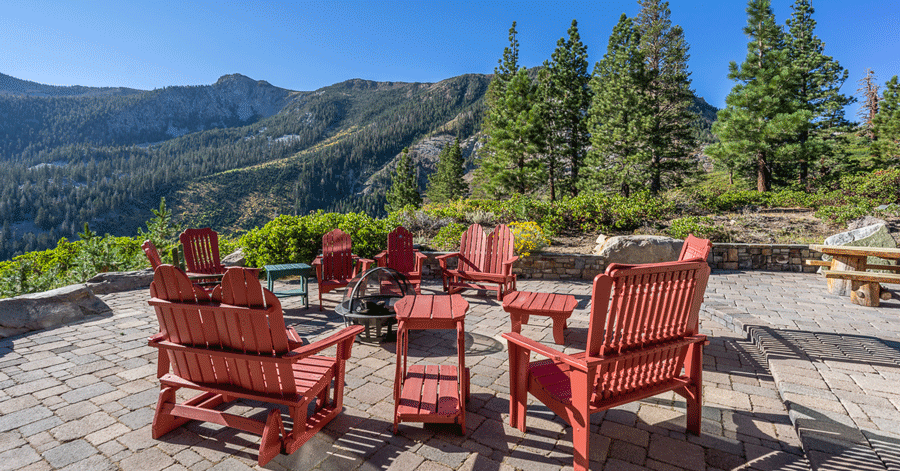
393;294;469;434
503;291;577;344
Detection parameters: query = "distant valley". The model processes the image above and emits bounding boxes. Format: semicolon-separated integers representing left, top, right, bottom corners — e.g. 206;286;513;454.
0;71;716;260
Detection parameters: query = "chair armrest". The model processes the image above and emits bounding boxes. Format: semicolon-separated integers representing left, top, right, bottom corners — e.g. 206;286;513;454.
374;251;388;266
502;332;588;372
356;257;375;273
413;251;427;272
286;326;308;348
311;256;323;281
501;256;520;273
287;325;364;360
436;252;460;269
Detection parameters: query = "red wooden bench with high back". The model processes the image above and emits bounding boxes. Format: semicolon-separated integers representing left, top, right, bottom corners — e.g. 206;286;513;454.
179;227;225;275
679;234;712;261
312;229;373;310
375;226;427;294
147;265;363;465
437;224;518;300
503;259;711;471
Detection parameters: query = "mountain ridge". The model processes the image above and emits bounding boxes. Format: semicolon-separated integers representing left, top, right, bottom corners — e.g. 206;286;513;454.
0;71;715;260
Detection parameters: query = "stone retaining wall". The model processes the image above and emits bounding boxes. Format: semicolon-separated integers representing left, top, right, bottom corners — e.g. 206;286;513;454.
421;243;824;281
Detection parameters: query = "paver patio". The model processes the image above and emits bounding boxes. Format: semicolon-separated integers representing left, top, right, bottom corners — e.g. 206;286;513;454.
0;270;897;470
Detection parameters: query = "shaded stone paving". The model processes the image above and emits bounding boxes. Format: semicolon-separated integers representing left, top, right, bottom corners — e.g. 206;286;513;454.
703;271;900;471
4;269;891;470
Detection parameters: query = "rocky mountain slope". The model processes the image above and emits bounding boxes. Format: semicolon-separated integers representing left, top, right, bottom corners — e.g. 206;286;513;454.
0;71;716;260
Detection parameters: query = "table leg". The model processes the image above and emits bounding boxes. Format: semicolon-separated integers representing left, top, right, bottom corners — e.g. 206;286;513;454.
552;316;566;344
827;255;866;296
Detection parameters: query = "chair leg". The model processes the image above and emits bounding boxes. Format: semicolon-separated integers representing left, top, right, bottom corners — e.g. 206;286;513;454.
152;386;187;439
258;409;284;466
572;418;590;471
685;342;703;434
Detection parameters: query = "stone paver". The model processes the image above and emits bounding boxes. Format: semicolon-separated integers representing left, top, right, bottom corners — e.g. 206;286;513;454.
2;270;890;470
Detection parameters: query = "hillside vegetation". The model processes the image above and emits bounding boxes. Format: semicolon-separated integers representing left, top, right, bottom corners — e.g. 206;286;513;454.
0;71;716;261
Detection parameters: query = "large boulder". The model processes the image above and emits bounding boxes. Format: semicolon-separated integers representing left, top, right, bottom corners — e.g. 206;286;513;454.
594;235;683;265
0;284;111;338
823;223;894;249
86;269;154;295
222;248;246;267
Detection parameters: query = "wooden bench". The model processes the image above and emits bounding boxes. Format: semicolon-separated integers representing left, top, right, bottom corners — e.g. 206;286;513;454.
822;270;900;307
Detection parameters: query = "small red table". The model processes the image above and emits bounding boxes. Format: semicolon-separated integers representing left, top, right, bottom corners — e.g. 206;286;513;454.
393;294;469;434
503;291;577;344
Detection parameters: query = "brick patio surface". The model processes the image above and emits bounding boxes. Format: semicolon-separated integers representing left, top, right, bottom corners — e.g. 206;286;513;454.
0;270;897;470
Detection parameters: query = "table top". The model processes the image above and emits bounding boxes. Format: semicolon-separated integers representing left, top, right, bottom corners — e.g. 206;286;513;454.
264;263;312;270
394;294;468;322
502;291;577;314
810;245;900;259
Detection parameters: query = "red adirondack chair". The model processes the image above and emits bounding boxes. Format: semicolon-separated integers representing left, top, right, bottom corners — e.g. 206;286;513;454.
148;265;363;466
679;234;712;261
179;228;225;276
375;226;427;294
437;224;518;300
312;229;373;310
141;239;163;270
503;259;711;471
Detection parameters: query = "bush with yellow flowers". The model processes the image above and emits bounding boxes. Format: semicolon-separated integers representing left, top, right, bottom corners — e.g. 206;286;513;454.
509;221;550;257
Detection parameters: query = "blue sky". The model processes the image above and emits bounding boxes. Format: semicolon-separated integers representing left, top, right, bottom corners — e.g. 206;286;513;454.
1;0;897;119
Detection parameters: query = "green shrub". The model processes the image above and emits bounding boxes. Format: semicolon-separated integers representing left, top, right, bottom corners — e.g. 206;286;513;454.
666;216;719;240
240;211;391;267
430;222;468;251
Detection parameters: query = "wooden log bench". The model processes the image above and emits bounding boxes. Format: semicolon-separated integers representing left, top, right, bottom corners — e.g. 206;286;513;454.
822;270;900;307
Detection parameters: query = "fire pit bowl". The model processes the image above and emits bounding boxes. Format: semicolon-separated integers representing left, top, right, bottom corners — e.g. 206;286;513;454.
334;267;415;342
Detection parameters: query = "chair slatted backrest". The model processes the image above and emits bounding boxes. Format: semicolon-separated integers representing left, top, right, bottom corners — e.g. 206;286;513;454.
585;260;710;401
142;240;163;270
386;226;416;273
679;234;712;262
322;229;355;280
458;224;487;271
150;265;296;397
484;224;515;275
180;228;224;275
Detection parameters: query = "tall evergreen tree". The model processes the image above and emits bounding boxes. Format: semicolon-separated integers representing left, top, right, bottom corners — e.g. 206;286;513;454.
475;22;544;198
584;14;653;197
871;76;900;166
540;20;591;199
384;148;421;212
707;0;808;192
636;0;699;194
785;0;854;186
427;138;468;203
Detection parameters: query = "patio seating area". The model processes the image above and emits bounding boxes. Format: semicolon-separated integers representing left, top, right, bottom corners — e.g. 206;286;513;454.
1;270;899;470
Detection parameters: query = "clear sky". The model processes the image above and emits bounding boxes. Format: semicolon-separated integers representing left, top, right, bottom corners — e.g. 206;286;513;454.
2;0;897;120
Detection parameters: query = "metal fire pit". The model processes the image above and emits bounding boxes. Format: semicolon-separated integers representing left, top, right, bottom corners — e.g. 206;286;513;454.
334;267;415;342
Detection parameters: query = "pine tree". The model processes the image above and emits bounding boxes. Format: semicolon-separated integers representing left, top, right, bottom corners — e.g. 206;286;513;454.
540;20;591;199
871;76;900;166
583;14;653;197
707;0;808;192
384;148;422;212
427;138;468;203
785;0;854;186
475;23;544;198
636;0;699;195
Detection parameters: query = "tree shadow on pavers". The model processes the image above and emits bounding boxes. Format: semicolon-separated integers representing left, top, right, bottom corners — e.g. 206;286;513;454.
283;306;347;338
782;402;897;471
746;325;900;370
390;330;505;359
